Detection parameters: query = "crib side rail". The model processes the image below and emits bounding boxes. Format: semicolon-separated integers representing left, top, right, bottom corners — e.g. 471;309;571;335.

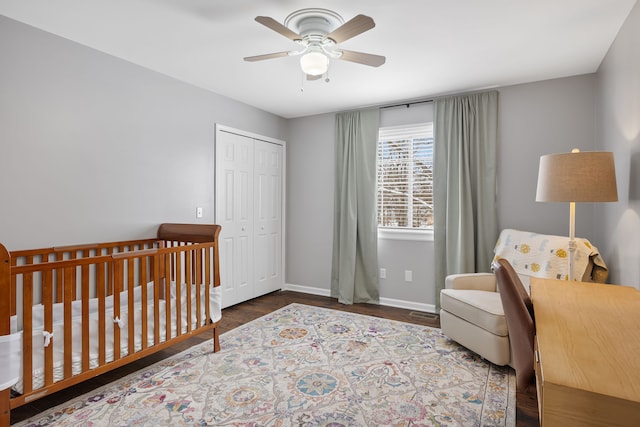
7;240;219;409
9;239;161;315
10;238;159;264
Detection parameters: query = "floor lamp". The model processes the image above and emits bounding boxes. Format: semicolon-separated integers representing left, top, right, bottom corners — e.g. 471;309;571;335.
535;149;618;281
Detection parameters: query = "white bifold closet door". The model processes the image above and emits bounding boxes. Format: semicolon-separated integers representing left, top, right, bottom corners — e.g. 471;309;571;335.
215;125;284;308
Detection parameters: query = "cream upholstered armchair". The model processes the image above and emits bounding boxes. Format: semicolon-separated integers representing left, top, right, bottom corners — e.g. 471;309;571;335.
439;228;608;366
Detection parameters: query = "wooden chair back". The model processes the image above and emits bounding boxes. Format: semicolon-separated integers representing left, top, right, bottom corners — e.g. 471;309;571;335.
493;258;536;392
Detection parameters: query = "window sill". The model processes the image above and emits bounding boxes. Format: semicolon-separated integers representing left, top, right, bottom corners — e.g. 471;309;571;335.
378;228;434;242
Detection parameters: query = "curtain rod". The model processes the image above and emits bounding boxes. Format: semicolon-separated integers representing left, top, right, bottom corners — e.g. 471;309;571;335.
380;99;434;110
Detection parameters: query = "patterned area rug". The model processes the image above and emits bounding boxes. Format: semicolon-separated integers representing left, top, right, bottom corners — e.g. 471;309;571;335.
16;303;515;426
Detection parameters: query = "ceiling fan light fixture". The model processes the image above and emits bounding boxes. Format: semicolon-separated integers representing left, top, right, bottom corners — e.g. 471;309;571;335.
246;9;385;81
300;51;328;76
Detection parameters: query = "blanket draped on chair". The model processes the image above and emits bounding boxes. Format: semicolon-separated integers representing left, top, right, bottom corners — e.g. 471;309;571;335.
493;228;608;282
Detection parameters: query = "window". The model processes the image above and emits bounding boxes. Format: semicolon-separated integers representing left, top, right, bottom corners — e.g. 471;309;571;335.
377;123;434;231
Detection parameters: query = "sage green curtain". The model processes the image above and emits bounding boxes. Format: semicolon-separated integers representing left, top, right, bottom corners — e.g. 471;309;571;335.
331;109;380;305
434;91;499;309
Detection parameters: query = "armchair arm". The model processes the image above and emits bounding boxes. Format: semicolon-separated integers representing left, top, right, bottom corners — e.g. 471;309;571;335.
445;273;497;292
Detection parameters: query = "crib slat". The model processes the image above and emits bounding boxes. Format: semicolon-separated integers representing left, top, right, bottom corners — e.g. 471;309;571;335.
97;261;106;366
213;230;221;287
152;256;160;346
9;258;16;317
141;256;148;351
55;253;63;303
205;247;212;322
164;253;171;342
185;250;192;333
113;260;122;361
195;249;204;328
81;264;90;372
127;259;135;356
63;266;74;379
42;269;54;386
22;258;34;394
69;252;77;301
106;247;113;296
173;253;181;335
195;248;202;327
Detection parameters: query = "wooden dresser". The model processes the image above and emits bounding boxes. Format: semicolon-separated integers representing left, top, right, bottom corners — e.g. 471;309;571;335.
531;278;640;426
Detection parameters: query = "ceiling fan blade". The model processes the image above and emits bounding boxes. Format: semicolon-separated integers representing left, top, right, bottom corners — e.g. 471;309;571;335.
306;74;322;81
326;14;375;44
338;50;386;67
255;16;301;41
244;51;290;62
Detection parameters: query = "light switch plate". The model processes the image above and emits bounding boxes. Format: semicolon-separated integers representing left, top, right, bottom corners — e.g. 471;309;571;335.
404;270;413;282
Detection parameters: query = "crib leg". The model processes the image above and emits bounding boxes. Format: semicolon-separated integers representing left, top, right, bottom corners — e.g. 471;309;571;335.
213;327;220;353
0;388;10;427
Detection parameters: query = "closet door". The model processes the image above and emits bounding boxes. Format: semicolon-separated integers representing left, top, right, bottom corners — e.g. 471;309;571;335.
254;140;283;297
215;130;254;308
215;125;285;309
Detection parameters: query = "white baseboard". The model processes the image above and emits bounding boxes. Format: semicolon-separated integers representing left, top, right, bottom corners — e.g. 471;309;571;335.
284;283;331;297
283;283;436;314
378;297;436;314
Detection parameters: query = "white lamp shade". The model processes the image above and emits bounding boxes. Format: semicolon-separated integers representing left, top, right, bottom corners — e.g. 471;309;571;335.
536;151;618;203
300;51;328;76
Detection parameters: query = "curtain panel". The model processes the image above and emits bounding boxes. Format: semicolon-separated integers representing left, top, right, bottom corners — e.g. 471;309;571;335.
434;91;499;309
331;109;380;305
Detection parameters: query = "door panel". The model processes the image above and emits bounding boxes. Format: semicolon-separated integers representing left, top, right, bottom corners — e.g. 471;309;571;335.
215;130;253;308
254;140;282;296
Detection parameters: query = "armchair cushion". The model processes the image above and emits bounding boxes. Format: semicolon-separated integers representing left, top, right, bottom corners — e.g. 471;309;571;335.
445;272;497;292
441;289;507;337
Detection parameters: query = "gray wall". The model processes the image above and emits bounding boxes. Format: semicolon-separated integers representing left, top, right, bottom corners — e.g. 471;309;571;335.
596;1;640;288
5;8;636;309
285;113;335;291
0;16;286;250
286;75;601;310
498;74;599;240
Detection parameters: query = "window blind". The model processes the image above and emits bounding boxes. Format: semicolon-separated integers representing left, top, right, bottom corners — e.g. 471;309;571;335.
377;123;434;229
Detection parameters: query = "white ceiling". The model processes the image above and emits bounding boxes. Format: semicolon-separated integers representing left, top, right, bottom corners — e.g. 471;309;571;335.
1;0;637;119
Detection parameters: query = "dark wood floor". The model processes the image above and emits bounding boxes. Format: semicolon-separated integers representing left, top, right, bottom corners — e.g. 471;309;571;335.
10;291;539;426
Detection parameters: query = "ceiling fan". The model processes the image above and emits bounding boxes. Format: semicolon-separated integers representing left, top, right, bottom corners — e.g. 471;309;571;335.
244;8;386;80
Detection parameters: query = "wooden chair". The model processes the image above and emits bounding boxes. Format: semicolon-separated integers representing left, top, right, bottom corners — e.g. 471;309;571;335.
492;258;536;393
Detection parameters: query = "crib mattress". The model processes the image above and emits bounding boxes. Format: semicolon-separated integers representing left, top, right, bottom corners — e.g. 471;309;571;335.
9;283;221;394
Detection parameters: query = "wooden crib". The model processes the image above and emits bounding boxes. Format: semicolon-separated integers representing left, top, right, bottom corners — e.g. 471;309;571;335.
0;223;222;425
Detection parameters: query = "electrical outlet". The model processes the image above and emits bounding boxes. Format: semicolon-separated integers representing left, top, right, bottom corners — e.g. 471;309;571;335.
196;207;203;218
380;268;386;279
404;270;413;282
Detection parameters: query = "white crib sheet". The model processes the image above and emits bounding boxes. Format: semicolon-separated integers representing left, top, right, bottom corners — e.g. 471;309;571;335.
10;284;221;394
